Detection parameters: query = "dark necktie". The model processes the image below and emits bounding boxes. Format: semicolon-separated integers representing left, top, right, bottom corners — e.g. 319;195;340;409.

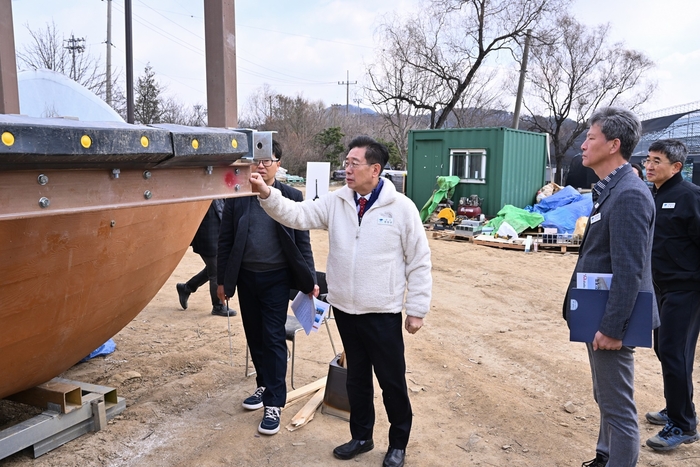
358;197;368;220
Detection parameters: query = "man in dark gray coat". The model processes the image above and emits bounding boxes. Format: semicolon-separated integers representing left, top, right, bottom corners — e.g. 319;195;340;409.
564;107;658;467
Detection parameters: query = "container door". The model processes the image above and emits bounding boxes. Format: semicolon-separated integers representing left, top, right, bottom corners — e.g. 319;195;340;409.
409;139;445;211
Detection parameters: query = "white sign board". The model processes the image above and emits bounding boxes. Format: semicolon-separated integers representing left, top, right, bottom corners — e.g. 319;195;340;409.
305;162;331;201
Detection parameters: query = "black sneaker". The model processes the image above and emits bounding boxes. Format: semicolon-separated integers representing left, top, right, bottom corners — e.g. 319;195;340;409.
242;386;265;410
211;304;237;317
258;406;281;435
176;283;191;310
581;453;608;467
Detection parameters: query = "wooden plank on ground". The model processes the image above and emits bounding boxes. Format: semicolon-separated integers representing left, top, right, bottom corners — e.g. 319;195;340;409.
537;243;580;254
286;388;325;431
284;376;327;408
430;231;474;242
473;239;526;251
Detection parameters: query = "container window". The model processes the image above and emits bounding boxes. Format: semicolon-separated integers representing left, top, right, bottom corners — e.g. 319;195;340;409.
450;149;487;183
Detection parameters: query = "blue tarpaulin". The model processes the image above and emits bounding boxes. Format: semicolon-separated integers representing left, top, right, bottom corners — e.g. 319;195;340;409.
525;186;593;233
81;338;116;362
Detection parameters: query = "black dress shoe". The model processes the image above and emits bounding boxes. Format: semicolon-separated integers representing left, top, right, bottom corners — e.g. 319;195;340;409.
383;447;405;467
211;305;237;317
332;439;374;460
176;283;191;310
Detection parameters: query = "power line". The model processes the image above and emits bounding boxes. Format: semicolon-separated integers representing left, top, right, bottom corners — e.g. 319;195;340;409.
136;0;204;41
111;2;205;56
238;24;373;50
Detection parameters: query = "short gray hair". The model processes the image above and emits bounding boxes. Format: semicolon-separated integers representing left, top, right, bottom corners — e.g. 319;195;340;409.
648;139;687;165
589;107;642;160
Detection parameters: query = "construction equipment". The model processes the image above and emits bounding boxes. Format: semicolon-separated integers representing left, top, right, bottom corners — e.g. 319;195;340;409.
437;207;456;226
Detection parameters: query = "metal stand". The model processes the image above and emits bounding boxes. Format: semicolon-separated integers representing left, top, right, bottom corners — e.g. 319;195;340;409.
0;378;126;460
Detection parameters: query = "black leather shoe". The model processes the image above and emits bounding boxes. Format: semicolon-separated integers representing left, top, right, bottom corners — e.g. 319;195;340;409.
332;439;374;460
176;283;191;310
383;447;405;467
211;305;237;317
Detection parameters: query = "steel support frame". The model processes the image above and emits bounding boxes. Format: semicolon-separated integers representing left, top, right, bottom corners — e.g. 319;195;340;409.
0;380;126;460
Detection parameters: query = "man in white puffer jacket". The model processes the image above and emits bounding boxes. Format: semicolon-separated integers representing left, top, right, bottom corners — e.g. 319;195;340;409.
250;136;432;467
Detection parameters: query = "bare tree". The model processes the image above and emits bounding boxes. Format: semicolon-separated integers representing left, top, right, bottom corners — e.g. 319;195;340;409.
241;85;406;175
261;94;328;176
367;0;567;132
161;98;208;126
16;21;112;97
521;15;655;183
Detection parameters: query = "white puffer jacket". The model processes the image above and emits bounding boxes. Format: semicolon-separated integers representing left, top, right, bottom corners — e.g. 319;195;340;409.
259;181;432;318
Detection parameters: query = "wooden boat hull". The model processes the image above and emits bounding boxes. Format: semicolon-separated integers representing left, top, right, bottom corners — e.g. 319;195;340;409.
0;165;255;400
0;116;270;400
0;200;209;399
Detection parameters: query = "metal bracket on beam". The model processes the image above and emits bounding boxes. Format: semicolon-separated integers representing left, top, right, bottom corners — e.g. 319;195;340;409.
0;379;126;460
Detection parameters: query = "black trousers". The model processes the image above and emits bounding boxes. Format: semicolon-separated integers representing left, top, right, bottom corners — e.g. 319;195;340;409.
237;268;290;408
334;309;412;449
186;254;220;307
653;289;700;432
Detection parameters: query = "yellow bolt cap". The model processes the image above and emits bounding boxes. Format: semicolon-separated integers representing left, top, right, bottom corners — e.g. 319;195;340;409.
1;131;14;146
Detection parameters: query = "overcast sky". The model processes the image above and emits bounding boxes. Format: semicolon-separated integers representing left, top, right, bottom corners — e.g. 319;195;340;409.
9;0;700;118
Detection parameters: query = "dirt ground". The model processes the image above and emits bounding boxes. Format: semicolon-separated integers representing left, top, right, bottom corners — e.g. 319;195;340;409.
2;228;700;466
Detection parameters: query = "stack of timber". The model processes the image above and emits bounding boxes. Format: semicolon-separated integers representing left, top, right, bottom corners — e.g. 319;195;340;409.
472;235;579;254
430;230;475;242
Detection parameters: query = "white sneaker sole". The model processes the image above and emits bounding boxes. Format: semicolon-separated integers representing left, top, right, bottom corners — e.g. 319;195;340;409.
242;401;263;410
258;423;280;435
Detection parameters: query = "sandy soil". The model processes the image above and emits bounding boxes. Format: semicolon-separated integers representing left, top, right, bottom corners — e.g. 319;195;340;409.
2;229;700;467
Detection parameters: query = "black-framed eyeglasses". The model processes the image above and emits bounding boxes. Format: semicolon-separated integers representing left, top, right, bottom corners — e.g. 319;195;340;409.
254;159;279;167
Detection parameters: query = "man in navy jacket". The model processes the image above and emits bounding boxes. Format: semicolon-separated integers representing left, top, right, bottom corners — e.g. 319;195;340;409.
642;139;700;452
177;199;236;317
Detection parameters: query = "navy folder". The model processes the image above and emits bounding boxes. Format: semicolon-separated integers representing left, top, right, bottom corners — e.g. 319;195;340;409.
568;289;653;347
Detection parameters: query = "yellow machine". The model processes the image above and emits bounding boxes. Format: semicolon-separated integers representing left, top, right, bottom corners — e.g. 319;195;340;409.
437;207;456;226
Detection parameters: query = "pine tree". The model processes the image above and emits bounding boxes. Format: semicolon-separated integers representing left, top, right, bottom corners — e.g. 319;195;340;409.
134;64;162;124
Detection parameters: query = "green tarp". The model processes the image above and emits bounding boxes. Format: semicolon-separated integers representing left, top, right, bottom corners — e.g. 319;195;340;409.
485;205;544;234
419;175;461;223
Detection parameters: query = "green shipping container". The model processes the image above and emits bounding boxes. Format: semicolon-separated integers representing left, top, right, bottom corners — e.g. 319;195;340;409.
407;127;548;218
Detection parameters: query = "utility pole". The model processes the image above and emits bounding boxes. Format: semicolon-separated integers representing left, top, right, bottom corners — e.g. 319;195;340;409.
338;70;357;115
63;35;85;81
512;29;532;130
125;0;134;123
106;0;112;106
353;98;362;116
